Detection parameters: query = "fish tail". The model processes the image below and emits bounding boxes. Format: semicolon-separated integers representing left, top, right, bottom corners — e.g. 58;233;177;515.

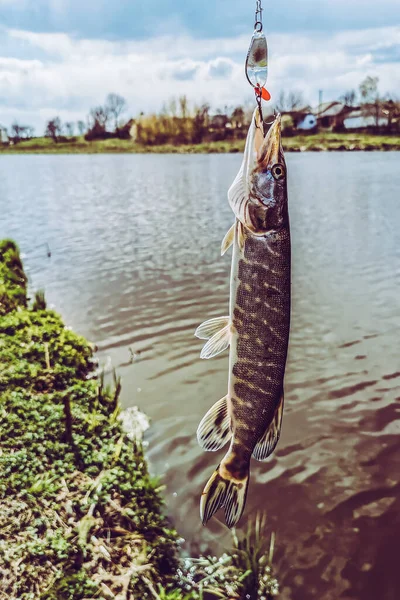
200;455;250;528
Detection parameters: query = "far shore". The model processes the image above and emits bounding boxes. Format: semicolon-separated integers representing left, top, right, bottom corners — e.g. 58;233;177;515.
1;132;400;154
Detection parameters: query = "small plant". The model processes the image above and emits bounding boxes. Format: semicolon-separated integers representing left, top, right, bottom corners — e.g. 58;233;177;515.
32;289;47;310
177;514;279;599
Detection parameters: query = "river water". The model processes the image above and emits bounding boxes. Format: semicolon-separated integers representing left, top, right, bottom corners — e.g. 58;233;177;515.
1;152;399;599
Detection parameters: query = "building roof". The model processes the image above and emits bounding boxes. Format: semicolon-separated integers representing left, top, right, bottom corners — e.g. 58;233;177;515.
281;106;313;117
314;101;347;117
344;109;363;120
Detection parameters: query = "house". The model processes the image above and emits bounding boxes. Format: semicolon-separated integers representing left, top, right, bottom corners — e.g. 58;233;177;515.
314;101;354;130
286;107;316;130
280;107;316;132
0;124;9;144
343;107;389;130
296;113;317;130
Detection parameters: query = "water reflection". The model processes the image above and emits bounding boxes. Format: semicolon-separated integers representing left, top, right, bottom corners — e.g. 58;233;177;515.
1;152;399;599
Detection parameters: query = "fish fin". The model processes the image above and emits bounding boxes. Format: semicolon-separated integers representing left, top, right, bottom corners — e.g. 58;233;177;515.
237;221;245;251
197;395;231;451
195;316;230;341
252;392;284;461
228;163;247;221
200;324;231;359
221;224;235;256
200;462;249;528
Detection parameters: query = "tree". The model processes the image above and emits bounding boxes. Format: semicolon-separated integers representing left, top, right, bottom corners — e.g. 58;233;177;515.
192;103;210;143
77;120;86;135
10;122;33;143
275;90;305;113
359;76;381;128
65;122;74;136
359;76;379;103
105;93;127;131
10;122;24;143
89;106;109;129
382;96;400;132
45;117;63;142
179;95;188;119
231;106;245;129
340;90;357;107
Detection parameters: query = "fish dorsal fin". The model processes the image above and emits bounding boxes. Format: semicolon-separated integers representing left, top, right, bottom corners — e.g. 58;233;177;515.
197;395;231;451
221;224;235;256
252;391;284;461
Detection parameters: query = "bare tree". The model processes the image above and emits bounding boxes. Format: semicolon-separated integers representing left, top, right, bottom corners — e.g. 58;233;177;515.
192;103;210;143
89;106;109;129
340;90;357;107
77;120;86;135
179;95;188;119
359;76;379;103
45;117;63;142
65;122;74;136
11;122;23;143
168;97;177;118
359;76;381;127
105;93;127;131
10;122;33;142
275;90;305;113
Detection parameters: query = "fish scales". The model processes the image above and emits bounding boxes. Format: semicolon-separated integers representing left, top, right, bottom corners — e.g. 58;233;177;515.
195;110;291;528
230;227;290;451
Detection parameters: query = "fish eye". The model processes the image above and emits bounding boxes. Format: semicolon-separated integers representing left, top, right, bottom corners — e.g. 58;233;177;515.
272;163;286;181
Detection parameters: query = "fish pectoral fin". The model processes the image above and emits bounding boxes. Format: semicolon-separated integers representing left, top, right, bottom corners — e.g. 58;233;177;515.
197;395;231;451
252;391;284;461
200;323;232;359
195;316;230;340
221;223;235;256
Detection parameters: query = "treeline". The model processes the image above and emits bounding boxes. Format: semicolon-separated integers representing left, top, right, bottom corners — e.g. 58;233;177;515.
2;76;400;146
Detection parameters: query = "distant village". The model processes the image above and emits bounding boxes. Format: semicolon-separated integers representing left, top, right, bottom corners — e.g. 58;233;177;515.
1;76;399;146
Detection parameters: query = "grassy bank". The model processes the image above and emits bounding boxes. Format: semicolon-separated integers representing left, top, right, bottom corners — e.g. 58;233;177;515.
1;132;400;154
0;240;279;600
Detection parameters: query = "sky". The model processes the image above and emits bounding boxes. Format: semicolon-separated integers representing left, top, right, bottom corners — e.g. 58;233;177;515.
0;0;399;133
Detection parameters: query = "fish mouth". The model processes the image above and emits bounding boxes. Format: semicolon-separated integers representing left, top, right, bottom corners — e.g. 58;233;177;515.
256;112;282;167
240;109;282;196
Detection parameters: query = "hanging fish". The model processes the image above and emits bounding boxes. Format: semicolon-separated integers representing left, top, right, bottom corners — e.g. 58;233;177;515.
195;110;290;528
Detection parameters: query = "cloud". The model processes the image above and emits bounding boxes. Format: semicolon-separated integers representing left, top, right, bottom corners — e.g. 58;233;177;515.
1;25;399;132
168;60;201;81
0;0;400;40
208;58;234;79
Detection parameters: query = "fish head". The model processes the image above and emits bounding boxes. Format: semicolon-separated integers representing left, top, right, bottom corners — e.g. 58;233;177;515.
248;111;288;233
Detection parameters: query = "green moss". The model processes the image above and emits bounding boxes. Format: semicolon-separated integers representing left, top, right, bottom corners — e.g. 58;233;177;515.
0;240;280;600
0;244;181;598
0;239;27;314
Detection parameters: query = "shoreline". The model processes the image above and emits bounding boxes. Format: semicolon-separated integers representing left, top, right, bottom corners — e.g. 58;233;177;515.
1;133;400;155
0;239;279;599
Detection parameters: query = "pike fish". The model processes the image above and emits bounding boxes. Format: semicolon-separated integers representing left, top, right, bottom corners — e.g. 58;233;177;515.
195;110;290;528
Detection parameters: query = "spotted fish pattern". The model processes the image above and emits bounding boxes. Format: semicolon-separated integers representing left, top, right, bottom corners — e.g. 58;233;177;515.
195;111;291;528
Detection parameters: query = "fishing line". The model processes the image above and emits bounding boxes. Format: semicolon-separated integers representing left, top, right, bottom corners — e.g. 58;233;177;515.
245;0;270;132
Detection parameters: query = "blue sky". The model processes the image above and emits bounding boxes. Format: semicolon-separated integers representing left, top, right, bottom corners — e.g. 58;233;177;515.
0;0;399;133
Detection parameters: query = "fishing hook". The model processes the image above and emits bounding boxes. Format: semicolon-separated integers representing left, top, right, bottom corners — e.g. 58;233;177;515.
254;0;263;31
